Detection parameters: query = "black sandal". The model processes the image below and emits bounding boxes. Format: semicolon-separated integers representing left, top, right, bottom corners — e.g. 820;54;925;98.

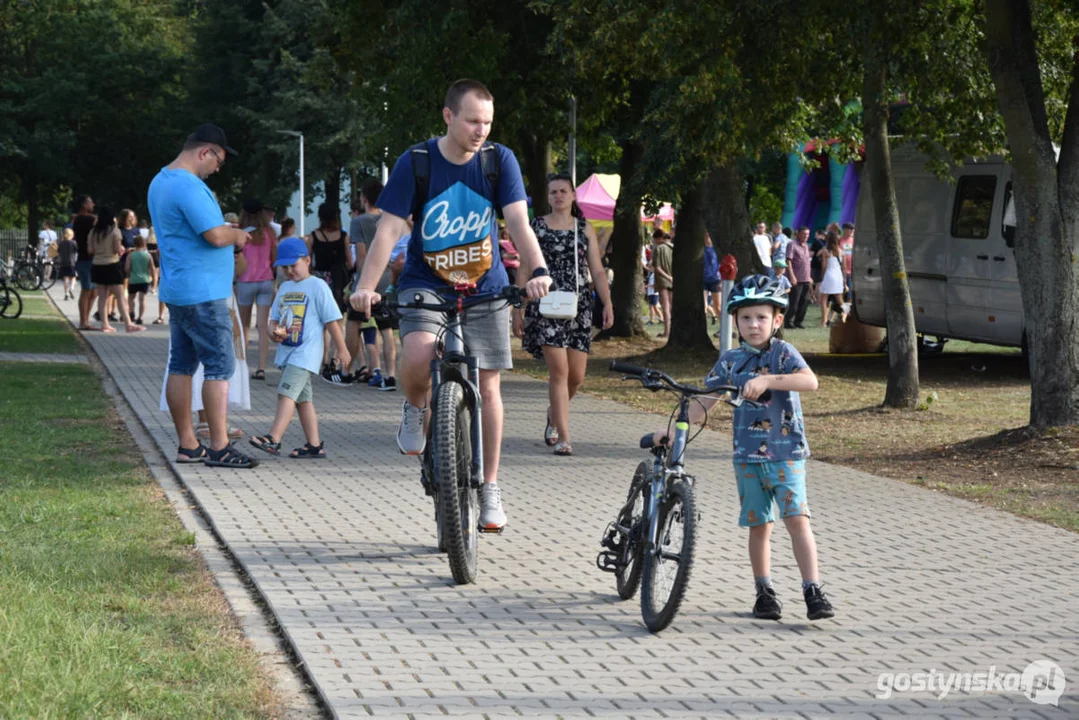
249;434;281;455
290;442;326;459
204;443;260;468
251;369;265;380
176;443;208;463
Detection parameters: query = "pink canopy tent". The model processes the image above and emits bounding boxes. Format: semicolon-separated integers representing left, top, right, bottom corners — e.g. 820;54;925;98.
641;202;675;225
576;173;620;227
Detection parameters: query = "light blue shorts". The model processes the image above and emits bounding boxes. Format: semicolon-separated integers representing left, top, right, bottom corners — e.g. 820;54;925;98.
734;460;811;527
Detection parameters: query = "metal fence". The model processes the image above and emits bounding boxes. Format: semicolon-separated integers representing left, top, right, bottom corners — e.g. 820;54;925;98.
0;229;32;265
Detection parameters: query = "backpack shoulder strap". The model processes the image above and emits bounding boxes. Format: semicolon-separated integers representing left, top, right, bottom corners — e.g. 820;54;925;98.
410;141;431;225
479;141;502;219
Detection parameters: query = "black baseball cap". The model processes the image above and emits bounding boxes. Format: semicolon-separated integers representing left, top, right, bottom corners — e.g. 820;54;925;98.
187;123;238;156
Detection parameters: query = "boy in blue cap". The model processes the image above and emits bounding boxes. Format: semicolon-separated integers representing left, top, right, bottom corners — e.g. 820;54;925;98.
250;237;350;458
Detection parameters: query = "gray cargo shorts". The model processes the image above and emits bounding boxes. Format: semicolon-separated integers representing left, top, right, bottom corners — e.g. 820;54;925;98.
397;288;512;370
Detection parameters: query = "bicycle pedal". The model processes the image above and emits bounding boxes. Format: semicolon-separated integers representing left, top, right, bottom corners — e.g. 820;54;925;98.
596;551;622;573
477;525;505;534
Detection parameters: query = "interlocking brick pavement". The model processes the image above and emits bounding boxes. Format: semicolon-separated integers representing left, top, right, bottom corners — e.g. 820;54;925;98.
49;286;1078;719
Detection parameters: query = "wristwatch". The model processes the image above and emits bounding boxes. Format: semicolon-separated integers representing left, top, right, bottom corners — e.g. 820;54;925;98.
531;267;549;279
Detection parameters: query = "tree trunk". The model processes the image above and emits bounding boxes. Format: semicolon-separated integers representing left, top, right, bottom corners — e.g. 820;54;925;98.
596;139;646;338
985;0;1079;427
661;177;715;354
863;2;920;409
325;167;342;211
518;131;551;217
703;162;760;277
26;167;39;253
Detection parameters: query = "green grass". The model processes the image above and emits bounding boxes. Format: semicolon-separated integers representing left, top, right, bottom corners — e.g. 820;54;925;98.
16;296;56;316
0;361;281;718
0;318;81;354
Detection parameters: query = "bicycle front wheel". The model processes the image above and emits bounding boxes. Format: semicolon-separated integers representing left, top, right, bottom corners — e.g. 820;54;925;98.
435;381;478;584
641;480;697;632
615;462;648;600
14;263;40;291
0;283;22;319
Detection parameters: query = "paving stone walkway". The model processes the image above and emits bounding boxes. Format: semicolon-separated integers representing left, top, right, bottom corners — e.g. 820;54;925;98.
48;287;1077;719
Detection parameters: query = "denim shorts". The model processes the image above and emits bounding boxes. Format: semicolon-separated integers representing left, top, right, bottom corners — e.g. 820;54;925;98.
75;260;95;291
734;460;811;527
235;279;276;306
167;299;235;381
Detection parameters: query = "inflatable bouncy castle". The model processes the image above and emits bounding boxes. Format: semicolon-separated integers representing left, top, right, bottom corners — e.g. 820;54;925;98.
781;141;862;232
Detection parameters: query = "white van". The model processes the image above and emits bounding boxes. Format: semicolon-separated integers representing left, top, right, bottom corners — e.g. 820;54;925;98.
852;146;1021;347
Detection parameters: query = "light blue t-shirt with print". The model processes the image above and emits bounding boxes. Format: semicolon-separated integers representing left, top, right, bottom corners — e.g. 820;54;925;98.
270;276;343;374
147;167;231;306
771;233;790;264
709;339;811;463
377;139;526;293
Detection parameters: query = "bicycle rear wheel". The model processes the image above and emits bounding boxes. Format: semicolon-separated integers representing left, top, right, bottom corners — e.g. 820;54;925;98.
435;381;478;584
615;462;648;600
641;480;696;632
15;263;40;291
0;282;22;319
39;262;56;290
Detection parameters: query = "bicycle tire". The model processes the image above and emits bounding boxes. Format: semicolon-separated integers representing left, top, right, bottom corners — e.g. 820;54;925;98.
39;262;56;290
15;263;40;291
435;381;479;584
641;480;697;632
0;282;22;319
615;461;649;600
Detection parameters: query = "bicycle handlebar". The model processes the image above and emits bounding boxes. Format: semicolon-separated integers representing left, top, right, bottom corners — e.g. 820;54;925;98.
608;361;770;405
383;284;527;313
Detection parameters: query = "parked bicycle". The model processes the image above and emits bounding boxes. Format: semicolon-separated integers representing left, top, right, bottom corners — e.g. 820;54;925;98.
14;249;56;291
0;272;23;319
597;361;766;632
382;284;527;585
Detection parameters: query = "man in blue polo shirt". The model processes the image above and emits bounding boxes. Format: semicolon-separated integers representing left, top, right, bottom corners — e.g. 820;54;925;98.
148;123;259;469
349;79;552;531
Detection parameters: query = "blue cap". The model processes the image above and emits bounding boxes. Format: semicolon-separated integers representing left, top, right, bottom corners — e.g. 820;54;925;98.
274;237;309;267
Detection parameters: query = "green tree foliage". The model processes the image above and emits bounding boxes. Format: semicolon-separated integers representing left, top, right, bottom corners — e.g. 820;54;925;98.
0;0;192;241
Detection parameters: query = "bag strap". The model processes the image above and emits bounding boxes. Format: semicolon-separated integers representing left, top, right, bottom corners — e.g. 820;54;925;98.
410;142;431;225
572;216;580;293
479;142;502;219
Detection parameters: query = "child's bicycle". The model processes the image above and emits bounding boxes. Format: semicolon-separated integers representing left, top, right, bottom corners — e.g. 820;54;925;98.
381;284;526;585
596;362;766;632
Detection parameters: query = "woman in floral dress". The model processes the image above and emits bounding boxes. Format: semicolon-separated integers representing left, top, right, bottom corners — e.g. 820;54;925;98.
514;174;613;456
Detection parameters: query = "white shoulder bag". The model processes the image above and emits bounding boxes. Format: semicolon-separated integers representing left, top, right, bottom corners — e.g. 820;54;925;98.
539;218;580;320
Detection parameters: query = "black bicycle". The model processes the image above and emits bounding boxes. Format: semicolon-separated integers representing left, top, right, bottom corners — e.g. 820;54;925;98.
0;271;23;319
382;284;526;584
14;249;55;291
597;361;765;632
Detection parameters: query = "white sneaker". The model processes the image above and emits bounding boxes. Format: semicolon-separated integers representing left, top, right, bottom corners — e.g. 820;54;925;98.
479;482;507;530
396;400;426;455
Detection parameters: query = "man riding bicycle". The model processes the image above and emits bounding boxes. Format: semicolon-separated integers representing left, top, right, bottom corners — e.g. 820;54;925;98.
349;79;552;531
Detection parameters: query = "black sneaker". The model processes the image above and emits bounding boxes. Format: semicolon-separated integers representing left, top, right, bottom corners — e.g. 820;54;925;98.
753;586;783;620
377;376;397;391
323;366;354;386
804;584;835;620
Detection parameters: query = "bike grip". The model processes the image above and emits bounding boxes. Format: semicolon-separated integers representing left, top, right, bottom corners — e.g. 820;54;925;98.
610;361;647;376
758;390;772;403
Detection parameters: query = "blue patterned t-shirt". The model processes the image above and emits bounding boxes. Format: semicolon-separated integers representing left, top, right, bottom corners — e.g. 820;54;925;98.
709;339;810;463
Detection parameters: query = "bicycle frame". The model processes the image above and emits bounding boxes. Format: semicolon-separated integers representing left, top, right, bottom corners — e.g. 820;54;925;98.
429;308;485;488
644;396;692;560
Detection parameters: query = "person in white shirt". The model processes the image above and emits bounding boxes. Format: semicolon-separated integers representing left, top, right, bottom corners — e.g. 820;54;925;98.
38;220;58;258
752;222;772;269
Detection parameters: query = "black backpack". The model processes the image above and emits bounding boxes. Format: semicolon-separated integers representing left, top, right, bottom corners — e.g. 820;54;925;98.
410;140;502;225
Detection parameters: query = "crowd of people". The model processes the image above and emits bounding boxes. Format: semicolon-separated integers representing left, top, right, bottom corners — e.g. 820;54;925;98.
45;79;836;621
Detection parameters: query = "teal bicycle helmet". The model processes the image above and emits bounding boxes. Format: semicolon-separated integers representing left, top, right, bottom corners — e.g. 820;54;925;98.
726;274;789;314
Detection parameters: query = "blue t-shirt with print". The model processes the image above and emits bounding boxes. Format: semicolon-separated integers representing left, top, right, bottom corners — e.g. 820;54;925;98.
709;339;811;463
377;139;526;293
270;276;343;374
147;167;231;306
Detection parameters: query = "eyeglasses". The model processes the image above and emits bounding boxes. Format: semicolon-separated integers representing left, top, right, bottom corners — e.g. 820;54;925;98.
207;147;225;167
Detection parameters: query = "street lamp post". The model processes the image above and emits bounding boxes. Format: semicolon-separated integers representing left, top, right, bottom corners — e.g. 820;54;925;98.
276;130;304;236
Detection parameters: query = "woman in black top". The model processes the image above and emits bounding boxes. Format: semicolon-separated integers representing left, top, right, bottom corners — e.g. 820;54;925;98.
306;203;354;377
